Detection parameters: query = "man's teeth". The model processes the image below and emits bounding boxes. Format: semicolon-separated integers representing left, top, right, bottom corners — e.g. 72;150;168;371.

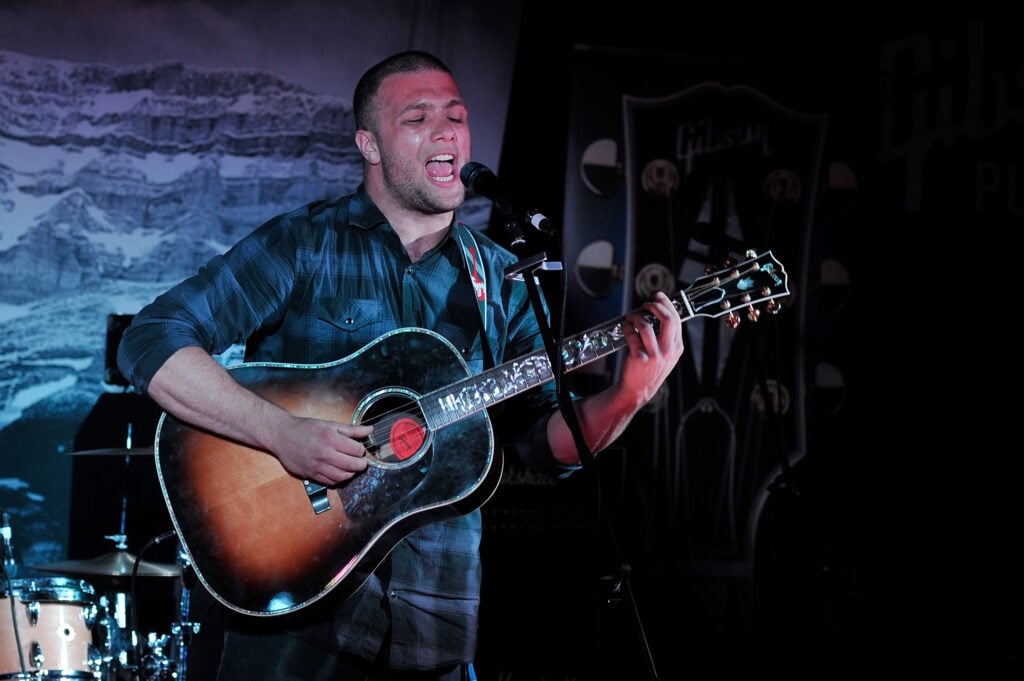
428;154;455;182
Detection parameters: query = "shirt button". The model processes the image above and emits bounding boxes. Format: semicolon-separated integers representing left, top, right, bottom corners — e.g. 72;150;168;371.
389;590;397;598
344;317;354;325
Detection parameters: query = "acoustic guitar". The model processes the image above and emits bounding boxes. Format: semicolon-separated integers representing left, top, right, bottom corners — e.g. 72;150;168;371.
154;250;789;615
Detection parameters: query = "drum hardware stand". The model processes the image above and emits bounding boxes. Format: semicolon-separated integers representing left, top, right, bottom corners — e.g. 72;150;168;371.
95;533;139;681
100;428;140;681
93;422;157;681
172;546;202;681
1;507;30;677
139;543;200;681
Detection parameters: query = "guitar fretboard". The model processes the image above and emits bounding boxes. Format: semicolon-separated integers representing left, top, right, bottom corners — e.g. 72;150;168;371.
421;326;611;429
421;303;691;429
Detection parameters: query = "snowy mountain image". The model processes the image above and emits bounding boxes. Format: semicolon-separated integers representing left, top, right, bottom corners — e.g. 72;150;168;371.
0;49;362;299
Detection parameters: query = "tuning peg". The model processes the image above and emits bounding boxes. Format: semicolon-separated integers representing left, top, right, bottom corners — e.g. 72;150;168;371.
746;306;761;322
726;312;740;329
705;259;735;275
766;300;783;315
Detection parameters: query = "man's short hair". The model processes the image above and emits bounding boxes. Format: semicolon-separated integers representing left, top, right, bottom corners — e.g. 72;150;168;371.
353;51;453;132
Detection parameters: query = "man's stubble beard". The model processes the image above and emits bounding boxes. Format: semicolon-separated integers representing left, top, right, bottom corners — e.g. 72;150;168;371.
382;149;464;216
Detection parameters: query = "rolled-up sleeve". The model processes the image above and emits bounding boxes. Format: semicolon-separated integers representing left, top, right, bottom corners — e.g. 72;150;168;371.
117;211;301;394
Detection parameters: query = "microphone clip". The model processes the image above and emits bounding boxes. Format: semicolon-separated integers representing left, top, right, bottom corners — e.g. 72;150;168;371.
460;162;558;237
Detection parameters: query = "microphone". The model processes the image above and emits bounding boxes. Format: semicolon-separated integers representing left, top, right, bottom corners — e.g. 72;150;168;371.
460;162;556;235
1;508;15;576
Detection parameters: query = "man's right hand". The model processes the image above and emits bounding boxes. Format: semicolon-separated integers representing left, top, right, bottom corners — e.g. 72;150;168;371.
272;416;373;485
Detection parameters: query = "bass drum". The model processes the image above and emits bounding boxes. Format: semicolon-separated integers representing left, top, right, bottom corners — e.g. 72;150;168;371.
0;576;104;679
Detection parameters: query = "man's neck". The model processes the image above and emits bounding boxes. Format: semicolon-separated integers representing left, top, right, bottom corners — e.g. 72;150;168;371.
366;181;454;263
399;222;451;262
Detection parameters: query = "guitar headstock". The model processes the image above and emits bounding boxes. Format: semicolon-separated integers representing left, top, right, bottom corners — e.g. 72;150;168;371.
675;251;789;327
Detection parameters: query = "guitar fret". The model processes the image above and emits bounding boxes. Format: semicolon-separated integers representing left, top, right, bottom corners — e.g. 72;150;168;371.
563;322;628;369
505;355;552;388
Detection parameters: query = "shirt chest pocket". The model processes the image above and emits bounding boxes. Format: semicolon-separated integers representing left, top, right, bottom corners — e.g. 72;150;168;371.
316;298;387;345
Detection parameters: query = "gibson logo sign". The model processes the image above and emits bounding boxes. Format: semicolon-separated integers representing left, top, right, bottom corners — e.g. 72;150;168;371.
880;19;1022;215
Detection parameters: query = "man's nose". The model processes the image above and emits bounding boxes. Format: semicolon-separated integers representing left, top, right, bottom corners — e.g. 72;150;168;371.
434;120;456;140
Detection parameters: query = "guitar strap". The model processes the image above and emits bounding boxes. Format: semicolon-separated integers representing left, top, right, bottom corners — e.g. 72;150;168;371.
454;222;496;370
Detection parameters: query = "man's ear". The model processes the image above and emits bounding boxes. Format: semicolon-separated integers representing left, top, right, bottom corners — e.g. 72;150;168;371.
355;129;380;165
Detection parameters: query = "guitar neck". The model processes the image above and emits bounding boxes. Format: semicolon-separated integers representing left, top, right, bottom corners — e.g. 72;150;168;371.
419;249;789;430
421;303;690;430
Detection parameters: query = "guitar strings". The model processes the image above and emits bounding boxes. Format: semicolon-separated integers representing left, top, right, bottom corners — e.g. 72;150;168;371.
346;259;777;460
352;394;426;460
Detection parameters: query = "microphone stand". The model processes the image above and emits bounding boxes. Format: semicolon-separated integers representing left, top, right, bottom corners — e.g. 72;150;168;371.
500;217;660;680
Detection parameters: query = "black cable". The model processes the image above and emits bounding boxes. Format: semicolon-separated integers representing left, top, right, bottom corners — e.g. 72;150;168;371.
508;233;660;679
131;529;178;679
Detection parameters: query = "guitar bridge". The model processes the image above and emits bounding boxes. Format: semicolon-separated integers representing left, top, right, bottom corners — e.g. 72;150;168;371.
303;480;331;515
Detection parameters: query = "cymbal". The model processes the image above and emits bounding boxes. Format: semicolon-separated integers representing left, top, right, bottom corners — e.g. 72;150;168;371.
33;550;179;580
68;446;154;456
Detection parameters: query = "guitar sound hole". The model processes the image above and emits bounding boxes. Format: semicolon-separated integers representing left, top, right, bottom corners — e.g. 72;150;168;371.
357;391;430;469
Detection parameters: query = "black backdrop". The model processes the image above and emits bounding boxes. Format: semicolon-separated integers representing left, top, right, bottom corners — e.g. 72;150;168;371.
487;7;1018;681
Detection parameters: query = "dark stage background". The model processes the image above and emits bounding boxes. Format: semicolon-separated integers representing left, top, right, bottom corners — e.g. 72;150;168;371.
2;4;1019;681
483;8;1019;681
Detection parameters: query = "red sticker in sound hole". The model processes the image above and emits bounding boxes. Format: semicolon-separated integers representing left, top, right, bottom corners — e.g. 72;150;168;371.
390;418;425;460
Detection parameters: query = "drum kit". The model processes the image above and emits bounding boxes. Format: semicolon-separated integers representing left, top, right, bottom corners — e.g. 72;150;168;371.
1;446;200;681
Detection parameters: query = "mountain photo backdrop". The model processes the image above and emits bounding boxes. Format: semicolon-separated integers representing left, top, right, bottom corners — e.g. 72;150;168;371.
0;1;518;573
